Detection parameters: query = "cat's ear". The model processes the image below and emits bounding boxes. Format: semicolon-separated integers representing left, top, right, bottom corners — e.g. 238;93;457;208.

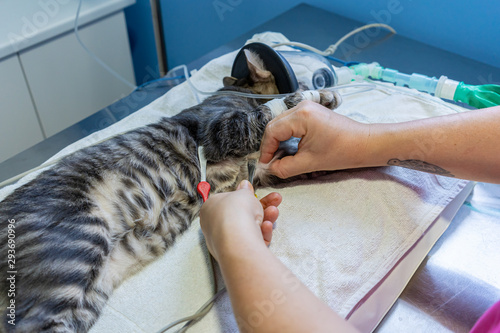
222;49;272;87
223;76;238;87
244;49;272;83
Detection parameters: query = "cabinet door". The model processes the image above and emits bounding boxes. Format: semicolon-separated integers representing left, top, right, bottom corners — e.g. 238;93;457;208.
19;11;135;137
0;55;44;163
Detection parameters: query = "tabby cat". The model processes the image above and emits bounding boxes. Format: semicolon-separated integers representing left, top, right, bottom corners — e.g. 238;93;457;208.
0;50;340;332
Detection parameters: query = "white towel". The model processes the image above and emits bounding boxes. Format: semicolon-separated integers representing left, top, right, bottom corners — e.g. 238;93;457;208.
0;32;470;333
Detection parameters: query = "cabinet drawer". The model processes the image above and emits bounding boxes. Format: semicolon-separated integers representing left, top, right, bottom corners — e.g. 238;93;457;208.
19;11;135;137
0;55;44;163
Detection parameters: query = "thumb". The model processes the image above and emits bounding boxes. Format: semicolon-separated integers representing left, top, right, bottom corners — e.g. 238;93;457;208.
237;180;254;191
270;155;311;179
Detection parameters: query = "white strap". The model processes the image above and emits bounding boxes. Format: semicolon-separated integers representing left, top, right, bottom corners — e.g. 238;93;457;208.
301;90;321;103
264;98;289;117
265;90;323;117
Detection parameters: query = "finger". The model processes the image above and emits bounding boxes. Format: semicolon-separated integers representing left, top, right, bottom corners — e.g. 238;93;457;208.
259;111;306;164
268;151;315;179
263;205;279;224
259;192;282;209
236;180;254;192
259;130;285;164
261;221;274;246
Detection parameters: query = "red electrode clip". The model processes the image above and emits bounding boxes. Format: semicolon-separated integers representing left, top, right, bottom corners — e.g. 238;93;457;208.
197;146;210;203
197;181;211;203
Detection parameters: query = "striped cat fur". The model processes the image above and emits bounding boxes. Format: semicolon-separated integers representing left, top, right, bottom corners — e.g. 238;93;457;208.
0;50;340;332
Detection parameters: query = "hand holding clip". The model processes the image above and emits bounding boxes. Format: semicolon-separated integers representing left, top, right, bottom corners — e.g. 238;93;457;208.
199;180;282;260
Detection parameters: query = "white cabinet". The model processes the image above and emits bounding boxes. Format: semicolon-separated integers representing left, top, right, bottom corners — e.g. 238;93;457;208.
0;55;45;160
20;11;135;137
0;0;135;163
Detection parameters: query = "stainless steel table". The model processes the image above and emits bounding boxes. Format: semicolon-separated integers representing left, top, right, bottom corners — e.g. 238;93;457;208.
377;181;500;332
1;4;499;332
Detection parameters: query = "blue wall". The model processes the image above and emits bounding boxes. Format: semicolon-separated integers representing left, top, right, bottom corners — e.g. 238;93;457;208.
318;0;498;69
124;0;160;85
157;0;499;70
159;0;301;68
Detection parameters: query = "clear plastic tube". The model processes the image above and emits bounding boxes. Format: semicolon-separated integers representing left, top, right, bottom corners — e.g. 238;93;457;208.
348;63;443;95
179;64;375;100
179;64;293;100
334;83;376;97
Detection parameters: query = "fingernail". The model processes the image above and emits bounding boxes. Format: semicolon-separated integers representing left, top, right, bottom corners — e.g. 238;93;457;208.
237;180;250;190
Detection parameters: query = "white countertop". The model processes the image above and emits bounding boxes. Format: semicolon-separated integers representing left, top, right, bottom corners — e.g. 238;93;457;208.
0;0;135;60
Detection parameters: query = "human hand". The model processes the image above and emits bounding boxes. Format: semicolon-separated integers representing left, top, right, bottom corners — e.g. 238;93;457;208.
199;180;282;262
259;100;372;178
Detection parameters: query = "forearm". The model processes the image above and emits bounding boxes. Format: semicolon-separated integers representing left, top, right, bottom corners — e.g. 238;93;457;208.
367;106;500;183
217;234;358;333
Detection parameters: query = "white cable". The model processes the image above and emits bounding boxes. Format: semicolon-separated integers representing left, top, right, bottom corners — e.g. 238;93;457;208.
328;23;396;55
177;64;201;104
156;254;224;333
74;0;136;90
272;23;396;56
156;287;226;333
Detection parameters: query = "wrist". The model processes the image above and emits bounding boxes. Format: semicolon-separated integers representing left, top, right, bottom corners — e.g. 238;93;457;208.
211;217;267;262
216;235;269;273
364;123;400;168
216;236;272;289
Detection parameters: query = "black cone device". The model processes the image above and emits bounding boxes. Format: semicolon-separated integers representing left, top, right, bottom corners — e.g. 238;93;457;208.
230;42;299;94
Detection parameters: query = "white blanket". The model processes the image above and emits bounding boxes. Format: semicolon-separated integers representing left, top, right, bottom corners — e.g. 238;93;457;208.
0;32;470;332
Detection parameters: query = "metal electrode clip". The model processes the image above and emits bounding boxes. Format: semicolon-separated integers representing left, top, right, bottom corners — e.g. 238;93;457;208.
247;159;258;198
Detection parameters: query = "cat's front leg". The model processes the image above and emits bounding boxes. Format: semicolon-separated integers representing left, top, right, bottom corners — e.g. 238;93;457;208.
282;89;341;111
263;89;341;120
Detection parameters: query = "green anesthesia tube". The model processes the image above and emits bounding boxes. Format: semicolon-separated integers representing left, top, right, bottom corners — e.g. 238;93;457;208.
453;82;500;109
336;63;500;109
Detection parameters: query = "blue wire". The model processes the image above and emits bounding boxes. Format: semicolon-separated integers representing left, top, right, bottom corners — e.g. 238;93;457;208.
326;56;360;67
134;75;186;92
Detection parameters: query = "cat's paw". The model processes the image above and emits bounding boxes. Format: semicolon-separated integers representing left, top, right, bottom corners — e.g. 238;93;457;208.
316;89;342;110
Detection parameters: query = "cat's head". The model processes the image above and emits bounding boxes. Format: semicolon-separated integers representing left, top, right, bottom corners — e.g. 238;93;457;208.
222;49;279;95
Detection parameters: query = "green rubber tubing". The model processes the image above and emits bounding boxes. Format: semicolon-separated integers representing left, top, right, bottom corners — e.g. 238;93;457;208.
453;82;500;109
